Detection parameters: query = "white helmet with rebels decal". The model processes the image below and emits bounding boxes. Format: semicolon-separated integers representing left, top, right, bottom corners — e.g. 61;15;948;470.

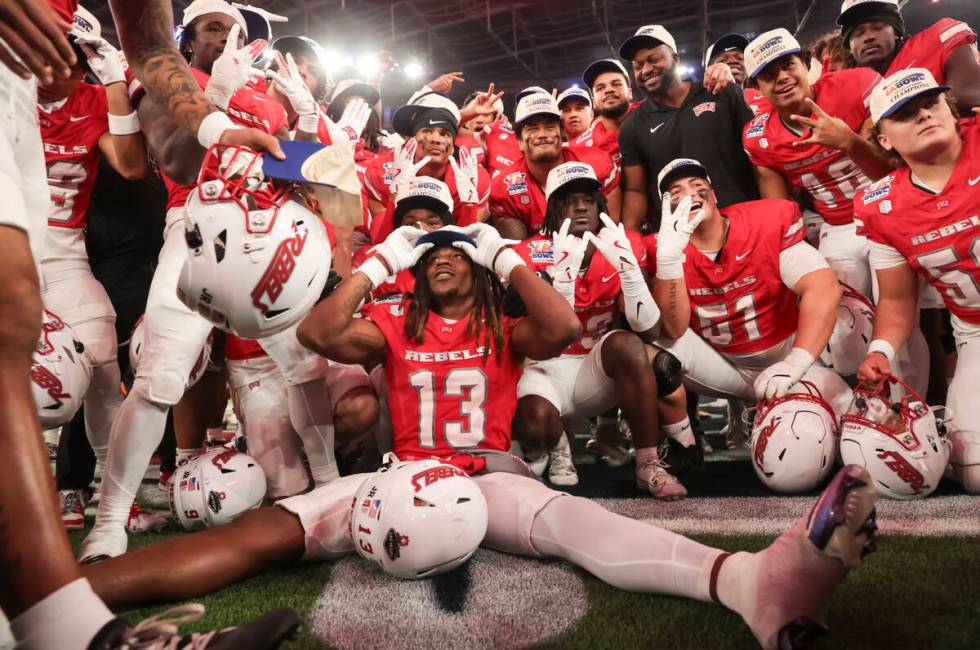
350;458;488;579
840;374;950;499
169;446;267;530
177;144;331;339
31;309;92;429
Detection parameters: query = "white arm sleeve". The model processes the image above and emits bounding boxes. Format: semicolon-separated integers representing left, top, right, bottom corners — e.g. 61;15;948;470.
868;239;909;270
779;241;831;289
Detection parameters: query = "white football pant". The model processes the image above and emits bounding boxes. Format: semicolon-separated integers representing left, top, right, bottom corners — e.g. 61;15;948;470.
946;317;980;493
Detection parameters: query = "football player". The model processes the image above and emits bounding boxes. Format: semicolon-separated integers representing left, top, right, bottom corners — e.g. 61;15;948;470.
649;158;855;492
513;161;694;497
79;2;336;564
364;91;491;243
838;0;980;112
38;5;147;505
576;58;640;170
854;68;980;493
489;92;620;240
742;28;889;297
469;86;523;177
704;33;770;116
78;224;881;650
556;87;593;141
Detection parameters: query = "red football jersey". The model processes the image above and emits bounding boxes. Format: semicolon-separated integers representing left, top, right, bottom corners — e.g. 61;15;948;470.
159;67;288;211
361;296;521;458
743;69;880;226
572;101;641;165
743;87;771;116
854;118;980;326
645;199;806;355
39;82;108;230
887;19;976;85
364;153;491;243
48;0;77;23
489;146;618;235
225;335;265;361
455;131;487;168
482;118;523;177
516;230;646;355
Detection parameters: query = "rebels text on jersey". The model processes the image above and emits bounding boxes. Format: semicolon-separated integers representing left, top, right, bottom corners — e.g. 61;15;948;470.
854;118;980;326
39;82;108;229
361;296;521;460
489;146;618;235
516;231;647;355
156;68;288;211
645;199;806;355
886;19;976;86
743;69;880;226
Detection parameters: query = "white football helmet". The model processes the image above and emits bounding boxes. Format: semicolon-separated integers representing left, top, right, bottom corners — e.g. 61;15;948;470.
350;458;488;579
177;144;331;339
169;447;267;530
31;309;92;429
840;375;950;500
820;283;875;376
749;381;838;493
129;315;213;388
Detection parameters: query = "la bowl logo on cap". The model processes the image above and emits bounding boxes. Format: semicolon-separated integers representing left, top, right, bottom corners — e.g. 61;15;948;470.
414;181;442;193
562;164;591;178
751;36;783;59
74;14;94;33
639;27;658;37
884;72;927;97
530;96;552;108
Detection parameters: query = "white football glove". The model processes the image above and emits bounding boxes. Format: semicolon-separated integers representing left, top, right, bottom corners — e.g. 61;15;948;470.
380;130;405;151
358;226;429;288
586;213;660;332
73;33;125;86
753;348;816;400
455;223;524;281
449;146;480;204
387;139;431;195
204;24;265;110
550;218;587;306
326;97;371;145
266;51;317;132
656;193;708;280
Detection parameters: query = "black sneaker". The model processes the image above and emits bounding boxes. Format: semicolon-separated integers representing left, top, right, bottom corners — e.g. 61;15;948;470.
87;604;301;650
659;435;704;475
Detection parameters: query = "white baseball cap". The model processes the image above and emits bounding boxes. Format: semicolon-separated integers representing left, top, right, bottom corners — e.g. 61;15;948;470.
619;25;677;60
657;158;711;194
545;162;601;202
514;93;561;126
744;28;801;80
394;176;454;221
870;68;950;124
514;85;551;103
182;0;248;35
557;87;592;109
837;0;900;26
71;5;101;38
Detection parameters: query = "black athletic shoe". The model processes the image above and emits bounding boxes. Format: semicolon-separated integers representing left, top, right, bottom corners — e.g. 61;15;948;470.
87;604;301;650
659;435;704;475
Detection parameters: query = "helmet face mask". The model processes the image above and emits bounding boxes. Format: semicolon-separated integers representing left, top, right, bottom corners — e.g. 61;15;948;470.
840;374;950;499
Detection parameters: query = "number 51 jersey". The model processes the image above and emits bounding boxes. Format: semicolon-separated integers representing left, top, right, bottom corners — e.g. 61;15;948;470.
361;296;522;459
854;118;980;327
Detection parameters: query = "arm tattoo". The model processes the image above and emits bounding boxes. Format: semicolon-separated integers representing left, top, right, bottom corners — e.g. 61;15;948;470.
341;274;374;318
109;1;217;132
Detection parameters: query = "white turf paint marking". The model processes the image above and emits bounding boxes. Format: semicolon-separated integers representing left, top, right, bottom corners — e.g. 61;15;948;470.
595;495;980;536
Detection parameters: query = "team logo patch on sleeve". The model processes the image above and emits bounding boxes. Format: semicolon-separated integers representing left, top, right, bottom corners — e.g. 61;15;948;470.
862;175;894;204
504;171;528;195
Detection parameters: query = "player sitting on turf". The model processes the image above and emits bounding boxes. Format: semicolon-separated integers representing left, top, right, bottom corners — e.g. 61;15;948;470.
512;161;697;498
78;222;880;650
649;158;855;493
854;68;980;493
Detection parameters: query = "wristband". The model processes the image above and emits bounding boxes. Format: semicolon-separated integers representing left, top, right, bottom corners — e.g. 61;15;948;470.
108;111;141;135
358;256;391;289
867;339;896;363
493;248;525;282
297;112;320;135
197;111;241;148
655;249;685;280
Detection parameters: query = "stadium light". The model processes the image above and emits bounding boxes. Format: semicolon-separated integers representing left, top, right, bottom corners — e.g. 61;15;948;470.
676;64;692;78
404;60;425;79
358;53;381;76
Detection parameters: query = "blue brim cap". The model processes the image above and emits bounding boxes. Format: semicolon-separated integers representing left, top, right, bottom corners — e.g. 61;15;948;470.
416;230;476;250
261;140;338;189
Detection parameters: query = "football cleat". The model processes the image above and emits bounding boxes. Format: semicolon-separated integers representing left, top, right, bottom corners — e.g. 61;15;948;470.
659;436;704;475
78;523;128;565
126;502;167;533
60;489;86;530
86;604;300;650
742;465;878;649
636;457;687;500
547;435;579;486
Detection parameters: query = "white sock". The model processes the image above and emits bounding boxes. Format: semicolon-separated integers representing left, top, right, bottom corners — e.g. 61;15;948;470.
530;495;722;599
663;416;695;447
176;447;198;464
288;378;338;486
10;579;114;650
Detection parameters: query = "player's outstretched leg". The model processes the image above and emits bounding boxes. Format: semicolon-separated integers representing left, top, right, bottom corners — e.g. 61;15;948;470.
712;465;879;649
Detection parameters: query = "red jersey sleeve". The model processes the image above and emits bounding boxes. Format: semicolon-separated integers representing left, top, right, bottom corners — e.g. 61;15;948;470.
775;200;807;250
626;230;648;268
895;19;977;84
488;171;527;221
852;174;898;246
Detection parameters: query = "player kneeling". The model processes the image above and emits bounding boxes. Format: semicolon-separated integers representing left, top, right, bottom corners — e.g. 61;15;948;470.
513;162;695;498
649;159;853;493
79;226;880;649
